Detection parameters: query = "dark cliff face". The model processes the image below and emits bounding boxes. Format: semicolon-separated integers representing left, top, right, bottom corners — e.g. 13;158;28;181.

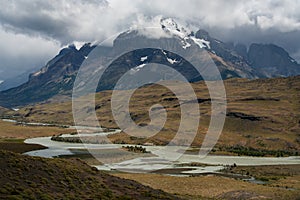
195;30;300;78
248;43;300;77
94;30;252;92
234;43;248;60
0;44;95;107
195;30;257;79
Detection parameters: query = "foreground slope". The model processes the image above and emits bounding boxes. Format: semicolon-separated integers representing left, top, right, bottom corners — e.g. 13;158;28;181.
0;150;179;199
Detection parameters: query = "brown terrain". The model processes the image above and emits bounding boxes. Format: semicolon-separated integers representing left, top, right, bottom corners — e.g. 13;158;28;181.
3;76;299;155
0;150;180;200
0;76;299;199
0;120;75;153
115;168;300;200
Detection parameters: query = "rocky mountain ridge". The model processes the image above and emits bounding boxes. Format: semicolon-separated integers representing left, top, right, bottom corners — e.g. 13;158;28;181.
0;18;299;107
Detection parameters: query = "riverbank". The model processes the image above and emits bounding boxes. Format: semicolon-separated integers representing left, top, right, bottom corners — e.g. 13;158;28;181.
0;138;47;154
1;118;300;199
0;119;76;154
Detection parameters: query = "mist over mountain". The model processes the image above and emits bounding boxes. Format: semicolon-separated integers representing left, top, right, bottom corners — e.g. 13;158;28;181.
1;1;300;81
0;66;42;92
0;18;299;108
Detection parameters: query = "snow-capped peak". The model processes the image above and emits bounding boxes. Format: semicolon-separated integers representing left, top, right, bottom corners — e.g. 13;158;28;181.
131;16;210;50
160;18;190;39
159;17;210;50
0;80;3;85
73;41;86;50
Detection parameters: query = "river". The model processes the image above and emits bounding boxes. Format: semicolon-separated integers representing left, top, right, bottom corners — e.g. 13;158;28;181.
3;119;300;175
24;135;300;175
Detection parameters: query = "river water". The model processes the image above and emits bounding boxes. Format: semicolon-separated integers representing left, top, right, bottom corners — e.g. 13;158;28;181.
24;135;300;174
3;119;299;175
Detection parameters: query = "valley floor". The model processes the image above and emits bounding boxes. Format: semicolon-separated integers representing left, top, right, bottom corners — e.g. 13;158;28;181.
0;120;300;199
114;171;300;200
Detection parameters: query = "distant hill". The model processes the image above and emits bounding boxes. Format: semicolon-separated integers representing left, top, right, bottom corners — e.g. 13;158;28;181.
248;43;300;77
0;150;179;199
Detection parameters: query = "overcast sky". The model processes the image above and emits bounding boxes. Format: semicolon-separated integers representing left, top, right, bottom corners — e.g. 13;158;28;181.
0;0;300;80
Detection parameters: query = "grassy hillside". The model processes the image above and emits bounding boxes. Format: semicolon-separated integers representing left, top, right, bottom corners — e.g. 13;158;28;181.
2;76;300;154
0;150;179;200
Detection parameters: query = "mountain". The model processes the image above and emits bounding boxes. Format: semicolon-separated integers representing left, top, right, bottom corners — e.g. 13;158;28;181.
0;44;96;107
195;29;300;78
0;17;299;107
248;43;300;77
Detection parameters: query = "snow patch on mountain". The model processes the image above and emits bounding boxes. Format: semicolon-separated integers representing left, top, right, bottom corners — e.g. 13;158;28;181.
160;18;191;39
0;80;3;85
159;17;211;49
32;64;50;77
140;56;148;62
32;71;42;77
181;41;191;49
190;36;210;49
157;17;210;49
166;57;179;64
73;41;86;50
161;50;167;55
132;16;210;50
136;63;146;69
130;63;146;74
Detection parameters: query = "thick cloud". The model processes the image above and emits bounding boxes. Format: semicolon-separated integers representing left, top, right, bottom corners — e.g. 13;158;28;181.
0;0;300;81
0;28;60;80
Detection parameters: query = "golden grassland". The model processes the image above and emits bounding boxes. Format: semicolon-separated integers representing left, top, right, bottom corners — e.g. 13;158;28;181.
3;76;299;154
0;76;299;199
114;169;300;200
0;120;74;139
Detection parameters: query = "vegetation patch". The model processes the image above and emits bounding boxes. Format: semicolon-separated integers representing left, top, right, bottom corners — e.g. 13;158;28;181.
122;145;150;153
221;164;300;183
217;145;299;157
0;142;46;154
0;150;180;200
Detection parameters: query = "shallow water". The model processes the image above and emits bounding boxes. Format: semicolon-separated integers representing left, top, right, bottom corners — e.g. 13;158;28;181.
24;136;300;174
